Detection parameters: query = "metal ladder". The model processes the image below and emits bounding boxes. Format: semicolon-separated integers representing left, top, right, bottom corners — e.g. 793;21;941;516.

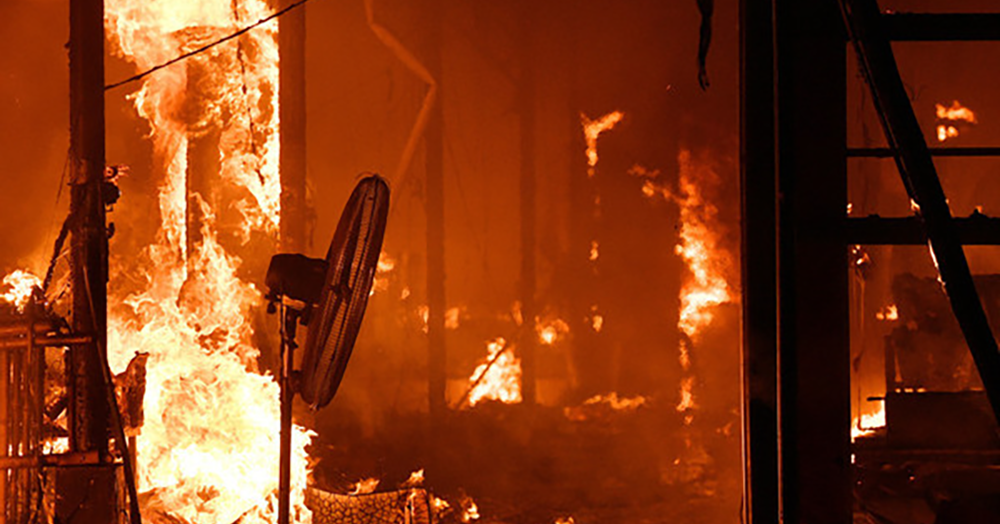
839;0;1000;422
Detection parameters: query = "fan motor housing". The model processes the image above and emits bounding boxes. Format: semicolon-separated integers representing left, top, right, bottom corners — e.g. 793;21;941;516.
266;253;328;305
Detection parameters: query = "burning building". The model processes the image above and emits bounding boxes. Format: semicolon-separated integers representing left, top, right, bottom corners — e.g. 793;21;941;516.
1;0;999;524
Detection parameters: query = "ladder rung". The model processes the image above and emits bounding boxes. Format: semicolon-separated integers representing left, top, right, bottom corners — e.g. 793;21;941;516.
846;216;1000;245
848;147;1000;158
884;13;1000;41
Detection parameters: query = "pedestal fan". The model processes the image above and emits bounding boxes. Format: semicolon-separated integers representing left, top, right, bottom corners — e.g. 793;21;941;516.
265;174;390;524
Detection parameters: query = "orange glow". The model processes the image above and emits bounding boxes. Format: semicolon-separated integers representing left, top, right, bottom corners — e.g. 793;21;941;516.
584;392;647;411
589;240;600;262
934;101;976;142
581;111;624;174
875;304;898;321
459;493;480;523
103;1;313;522
467;338;522;406
402;469;425;487
851;402;886;442
1;270;42;312
372;251;396;295
348;477;380;495
536;317;570;345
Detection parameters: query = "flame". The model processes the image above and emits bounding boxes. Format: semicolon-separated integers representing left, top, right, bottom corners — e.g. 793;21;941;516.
934;101;976;143
875;304;898;321
589;240;600;262
536;318;569;345
402;469;424;488
372;252;396;295
1;270;42;311
555;518;575;524
583;392;647;411
431;496;450;512
851;401;886;441
444;306;463;330
348;477;380;496
467;338;522;406
458;493;480;523
103;1;314;523
581;111;624;175
638;151;732;417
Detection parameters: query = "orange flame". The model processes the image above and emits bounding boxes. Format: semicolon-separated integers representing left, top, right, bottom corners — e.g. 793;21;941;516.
636;151;733;416
536;317;569;345
467;338;522;406
851;401;886;442
934;100;976;143
348;478;380;496
875;304;898;321
581;111;624;175
1;270;42;312
103;1;313;523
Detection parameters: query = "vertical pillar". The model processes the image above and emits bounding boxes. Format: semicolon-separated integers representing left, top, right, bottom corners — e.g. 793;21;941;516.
185;59;220;265
64;0;118;522
518;5;537;406
425;0;447;416
69;0;109;458
280;4;308;253
739;0;779;522
775;1;850;523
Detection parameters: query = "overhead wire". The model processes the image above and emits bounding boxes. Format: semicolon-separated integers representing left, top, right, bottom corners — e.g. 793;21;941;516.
104;0;312;92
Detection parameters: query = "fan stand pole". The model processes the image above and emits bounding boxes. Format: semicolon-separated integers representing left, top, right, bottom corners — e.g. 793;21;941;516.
278;302;297;524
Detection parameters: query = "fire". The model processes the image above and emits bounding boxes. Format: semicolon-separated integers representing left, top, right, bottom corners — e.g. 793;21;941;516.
584;392;647;411
402;469;425;488
458;493;480;523
103;1;313;523
589;240;600;262
348;478;380;496
536;317;569;345
1;270;42;311
372;251;396;295
467;337;522;406
875;304;898;321
634;151;732;416
581;111;624;175
851;401;886;441
934;100;977;142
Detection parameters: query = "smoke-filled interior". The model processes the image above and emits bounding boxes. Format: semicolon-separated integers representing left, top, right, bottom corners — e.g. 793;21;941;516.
4;0;1000;523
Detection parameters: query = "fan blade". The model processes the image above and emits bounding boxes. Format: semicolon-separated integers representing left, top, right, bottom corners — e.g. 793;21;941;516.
300;175;390;409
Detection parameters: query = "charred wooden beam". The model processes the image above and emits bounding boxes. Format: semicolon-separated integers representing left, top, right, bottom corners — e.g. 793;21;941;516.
846;215;1000;245
69;0;109;458
776;1;851;523
841;0;1000;424
884;13;1000;42
739;0;780;522
848;147;1000;158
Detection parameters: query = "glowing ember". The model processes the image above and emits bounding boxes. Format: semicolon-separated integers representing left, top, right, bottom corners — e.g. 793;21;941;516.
402;469;424;488
875;304;898;321
589;240;600;262
445;306;463;330
536;318;569;345
372;251;396;295
348;478;380;495
103;1;313;523
581;111;624;175
555;517;575;524
1;270;42;311
467;337;522;406
431;496;450;512
458;493;480;523
584;392;647;411
934;100;977;143
851;402;886;442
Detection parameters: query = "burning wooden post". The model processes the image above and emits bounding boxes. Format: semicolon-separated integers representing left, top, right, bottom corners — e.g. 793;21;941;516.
184;46;222;267
63;0;117;520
